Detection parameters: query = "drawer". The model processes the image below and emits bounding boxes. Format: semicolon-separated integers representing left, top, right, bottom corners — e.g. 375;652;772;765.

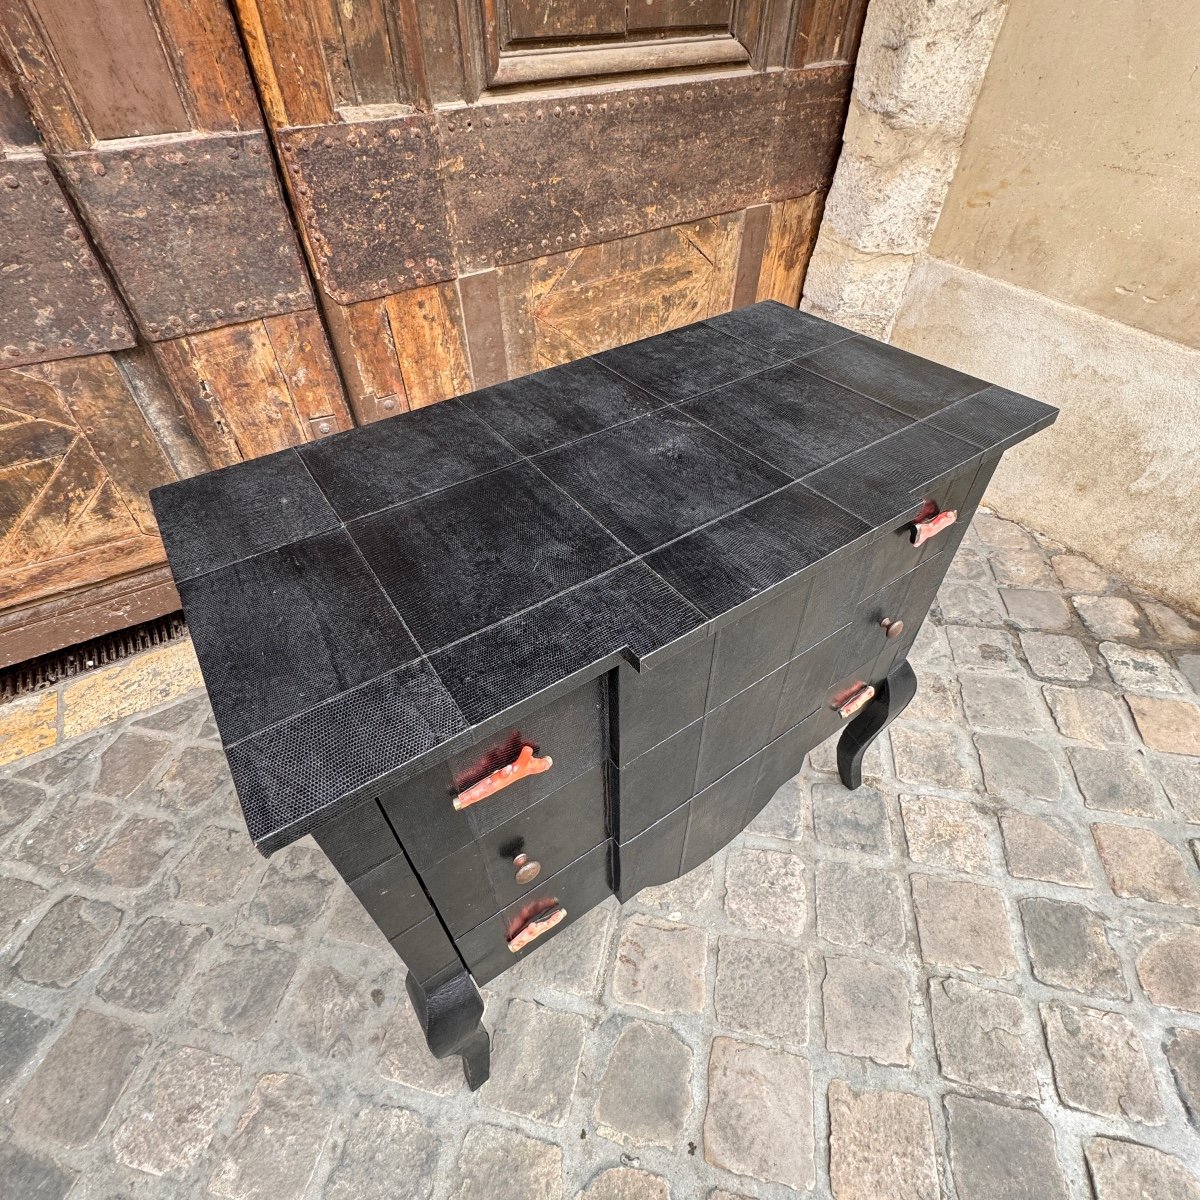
420;765;608;937
311;798;401;883
616;801;689;902
756;709;827;811
456;841;613;984
681;752;764;874
771;623;851;740
613;633;714;765
389;914;461;987
350;852;432;940
694;663;787;792
707;581;807;708
382;678;605;868
614;719;702;844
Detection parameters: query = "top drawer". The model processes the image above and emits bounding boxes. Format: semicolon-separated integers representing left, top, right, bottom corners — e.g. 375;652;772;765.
381;678;605;868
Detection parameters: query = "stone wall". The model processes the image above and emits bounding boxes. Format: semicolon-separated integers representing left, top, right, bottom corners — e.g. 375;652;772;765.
803;0;1200;612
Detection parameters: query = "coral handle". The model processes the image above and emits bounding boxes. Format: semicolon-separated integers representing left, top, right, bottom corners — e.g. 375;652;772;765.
910;508;957;547
508;906;566;952
452;744;552;811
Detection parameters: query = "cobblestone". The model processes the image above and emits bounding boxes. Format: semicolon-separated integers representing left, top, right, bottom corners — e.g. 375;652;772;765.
2;510;1200;1198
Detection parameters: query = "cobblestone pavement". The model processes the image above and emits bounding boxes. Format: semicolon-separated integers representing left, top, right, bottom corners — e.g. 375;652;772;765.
4;512;1200;1200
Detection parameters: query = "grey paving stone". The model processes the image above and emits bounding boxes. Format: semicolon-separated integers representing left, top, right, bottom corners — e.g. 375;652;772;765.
501;900;613;998
900;793;991;873
1085;1137;1200;1200
823;956;911;1066
15;1010;149;1148
975;514;1037;551
612;913;707;1014
289;963;374;1059
449;1124;563;1200
904;671;961;723
0;999;52;1092
908;621;953;673
723;846;806;938
15;731;104;787
112;1044;241;1177
945;1094;1067;1200
1042;684;1130;745
97;916;211;1012
976;733;1063;801
0;1145;76;1200
1069;745;1163;816
209;1073;331;1200
95;730;170;798
1179;651;1200;693
0;875;47;940
929;977;1039;1097
0;776;43;838
811;781;892;853
1142;599;1200;646
1165;1027;1200;1131
891;722;981;790
134;693;209;734
90;814;177;888
1092;823;1200;906
1051;552;1110;593
1000;587;1072;631
577;1166;670;1200
1137;926;1200;1013
376;991;463;1096
324;1105;438;1200
827;1081;938;1200
324;886;389;948
245;842;335;932
703;1036;813;1191
1041;1001;1163;1123
15;895;121;987
747;773;808;840
1127;694;1200;755
1020;632;1094;682
944;542;992;582
809;731;885;781
912;875;1017;977
1153;755;1200;823
636;861;714;915
948;626;1023;674
999;810;1092;887
169;824;257;906
815;860;906;953
1101;642;1187;694
960;673;1045;732
594;1020;692;1148
14;795;118;874
484;998;589;1127
187;936;297;1037
1074;595;1144;640
715;935;808;1043
938;580;1005;625
152;744;233;814
1020;897;1127;998
991;547;1055;589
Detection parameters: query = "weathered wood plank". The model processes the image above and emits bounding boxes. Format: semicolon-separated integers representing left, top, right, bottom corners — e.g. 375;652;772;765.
384;284;470;409
732;203;773;309
457;271;508;390
320;297;410;422
0;0;88;149
756;190;825;305
263;309;353;435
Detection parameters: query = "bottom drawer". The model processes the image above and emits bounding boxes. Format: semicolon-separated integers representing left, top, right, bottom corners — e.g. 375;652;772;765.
456;841;613;984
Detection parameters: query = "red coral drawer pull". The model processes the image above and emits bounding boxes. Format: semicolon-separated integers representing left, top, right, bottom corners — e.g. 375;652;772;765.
910;508;957;547
836;684;876;720
508;905;566;952
453;744;552;811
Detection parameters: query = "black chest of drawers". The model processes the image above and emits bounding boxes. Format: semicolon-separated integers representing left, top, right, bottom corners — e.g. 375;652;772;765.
152;301;1056;1088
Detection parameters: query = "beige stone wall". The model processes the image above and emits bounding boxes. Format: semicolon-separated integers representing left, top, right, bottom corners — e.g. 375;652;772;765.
804;0;1200;611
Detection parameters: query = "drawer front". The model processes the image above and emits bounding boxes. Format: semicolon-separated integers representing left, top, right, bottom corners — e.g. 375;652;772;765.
756;709;828;811
694;663;787;792
706;581;807;709
311;798;402;883
772;623;851;740
613;633;714;765
389;914;461;986
421;766;608;937
616;801;689;902
681;752;764;874
382;678;605;868
614;719;703;844
456;841;613;984
351;852;433;940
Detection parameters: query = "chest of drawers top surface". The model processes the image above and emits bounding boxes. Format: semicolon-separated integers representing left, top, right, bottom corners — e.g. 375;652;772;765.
152;301;1056;853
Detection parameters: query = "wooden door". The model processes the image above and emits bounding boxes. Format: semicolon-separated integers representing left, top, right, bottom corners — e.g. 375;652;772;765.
234;0;867;414
0;0;866;664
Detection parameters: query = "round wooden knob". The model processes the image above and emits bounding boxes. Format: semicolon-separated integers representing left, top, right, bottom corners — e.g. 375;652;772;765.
881;617;905;640
513;853;541;885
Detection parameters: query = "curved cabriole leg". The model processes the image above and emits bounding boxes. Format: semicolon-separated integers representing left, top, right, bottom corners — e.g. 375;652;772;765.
405;968;490;1090
837;659;919;790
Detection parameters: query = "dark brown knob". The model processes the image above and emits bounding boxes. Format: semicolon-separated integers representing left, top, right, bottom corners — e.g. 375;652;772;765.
513;853;541;885
881;617;905;640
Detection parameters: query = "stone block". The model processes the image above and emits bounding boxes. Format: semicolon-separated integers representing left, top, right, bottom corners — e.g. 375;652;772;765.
1069;746;1162;816
1051;553;1109;592
823;956;911;1066
502;901;613;998
14;795;118;875
95;730;169;798
97;916;211;1012
1041;1001;1163;1123
991;547;1055;590
1020;897;1126;998
1092;823;1200;906
612;914;707;1014
1142;599;1200;646
15;1010;149;1148
594;1019;692;1148
289;963;373;1059
938;580;1004;626
16;895;121;987
977;733;1064;801
1127;695;1200;755
891;721;981;790
188;937;297;1037
1101;642;1187;694
484;998;589;1127
999;588;1072;631
637;862;714;915
209;1073;332;1200
152;744;234;815
0;690;58;767
999;810;1091;887
376;992;463;1096
578;1168;668;1200
815;860;906;952
723;847;806;938
900;793;991;873
945;1095;1067;1200
169;824;257;907
91;814;177;889
948;625;1022;674
1074;596;1144;640
1166;1027;1200;1131
1153;755;1200;823
245;842;334;932
929;977;1038;1097
449;1125;562;1200
1020;632;1094;682
1085;1138;1200;1200
1042;685;1130;745
0;876;47;941
325;1106;438;1200
827;1081;938;1200
812;781;892;853
912;874;1016;977
0;1147;75;1200
0;999;52;1093
748;774;808;840
703;1037;813;1191
1137;927;1200;1013
715;935;808;1043
0;777;46;839
960;673;1044;733
113;1045;241;1176
801;238;914;340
